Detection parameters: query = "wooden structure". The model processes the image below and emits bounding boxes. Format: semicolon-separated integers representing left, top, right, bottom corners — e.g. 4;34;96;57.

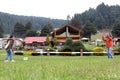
51;25;81;43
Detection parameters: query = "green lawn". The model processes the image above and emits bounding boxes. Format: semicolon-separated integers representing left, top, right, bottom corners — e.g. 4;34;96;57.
0;54;120;80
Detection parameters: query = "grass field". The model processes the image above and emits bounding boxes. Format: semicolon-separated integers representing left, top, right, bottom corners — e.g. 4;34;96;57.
0;54;120;80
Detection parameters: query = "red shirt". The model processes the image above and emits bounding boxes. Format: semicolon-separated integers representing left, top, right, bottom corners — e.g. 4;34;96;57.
102;34;113;48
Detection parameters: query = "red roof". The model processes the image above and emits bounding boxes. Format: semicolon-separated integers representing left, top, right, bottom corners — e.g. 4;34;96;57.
24;37;48;44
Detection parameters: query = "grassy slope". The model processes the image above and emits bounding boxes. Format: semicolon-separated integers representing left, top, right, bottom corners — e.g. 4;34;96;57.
91;31;102;40
0;55;120;80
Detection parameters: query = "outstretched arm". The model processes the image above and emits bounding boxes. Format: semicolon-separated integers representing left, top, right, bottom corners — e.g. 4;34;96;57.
102;29;106;41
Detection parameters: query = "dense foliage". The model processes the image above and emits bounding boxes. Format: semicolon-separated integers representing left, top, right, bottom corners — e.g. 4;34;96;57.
82;20;97;40
112;20;120;37
13;22;26;38
0;24;4;37
40;22;53;36
71;3;120;31
1;3;120;38
0;12;66;34
59;38;87;52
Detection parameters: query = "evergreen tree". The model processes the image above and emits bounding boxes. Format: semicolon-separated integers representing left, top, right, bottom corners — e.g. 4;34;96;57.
25;21;32;31
70;18;81;29
46;34;50;45
53;32;57;47
13;22;26;38
0;23;4;37
40;22;53;36
112;20;120;37
82;20;97;40
24;30;38;37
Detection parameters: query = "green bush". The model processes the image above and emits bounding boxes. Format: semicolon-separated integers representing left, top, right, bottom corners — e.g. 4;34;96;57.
93;47;104;55
45;47;56;51
64;38;73;46
113;47;120;55
59;39;87;52
58;45;72;52
116;47;120;53
72;41;87;52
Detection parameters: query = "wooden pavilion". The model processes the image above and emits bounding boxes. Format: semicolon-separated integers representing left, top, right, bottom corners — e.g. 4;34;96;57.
51;24;81;43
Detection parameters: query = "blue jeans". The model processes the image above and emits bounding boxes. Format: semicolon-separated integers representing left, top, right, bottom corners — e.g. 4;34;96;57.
106;47;113;59
6;49;13;61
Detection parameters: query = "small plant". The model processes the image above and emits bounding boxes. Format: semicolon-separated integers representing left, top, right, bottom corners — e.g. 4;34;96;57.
93;47;104;55
44;46;56;52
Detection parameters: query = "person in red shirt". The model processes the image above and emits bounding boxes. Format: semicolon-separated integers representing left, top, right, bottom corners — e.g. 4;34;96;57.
102;31;113;59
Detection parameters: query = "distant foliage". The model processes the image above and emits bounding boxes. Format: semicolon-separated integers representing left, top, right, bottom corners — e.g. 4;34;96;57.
25;21;32;30
1;2;120;36
70;18;81;29
40;22;53;36
0;24;4;38
82;20;97;40
0;12;66;34
112;20;120;37
72;3;120;30
24;30;38;37
13;22;26;38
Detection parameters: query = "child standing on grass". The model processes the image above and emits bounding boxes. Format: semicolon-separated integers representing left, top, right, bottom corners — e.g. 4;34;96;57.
5;35;15;62
102;29;113;59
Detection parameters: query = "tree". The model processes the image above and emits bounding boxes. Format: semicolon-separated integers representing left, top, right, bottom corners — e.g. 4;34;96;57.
65;38;73;46
96;2;111;26
24;30;38;37
13;22;26;38
94;15;106;29
82;20;97;40
0;23;4;38
53;32;57;47
25;21;32;31
70;18;81;29
46;34;50;46
40;22;53;36
67;15;71;24
112;20;120;37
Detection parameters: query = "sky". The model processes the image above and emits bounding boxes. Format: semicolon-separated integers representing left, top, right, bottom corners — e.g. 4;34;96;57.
0;0;120;20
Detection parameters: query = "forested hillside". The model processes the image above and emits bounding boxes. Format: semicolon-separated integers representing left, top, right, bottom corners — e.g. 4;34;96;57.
71;3;120;30
0;12;66;34
1;2;120;38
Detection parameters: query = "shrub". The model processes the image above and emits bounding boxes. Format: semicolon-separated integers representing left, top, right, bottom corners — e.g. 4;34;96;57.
72;41;87;52
58;45;72;52
113;47;120;55
64;38;73;46
93;47;105;55
59;41;87;52
44;46;56;52
116;47;120;53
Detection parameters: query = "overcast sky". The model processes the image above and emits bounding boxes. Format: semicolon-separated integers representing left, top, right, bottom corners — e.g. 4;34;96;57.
0;0;120;20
